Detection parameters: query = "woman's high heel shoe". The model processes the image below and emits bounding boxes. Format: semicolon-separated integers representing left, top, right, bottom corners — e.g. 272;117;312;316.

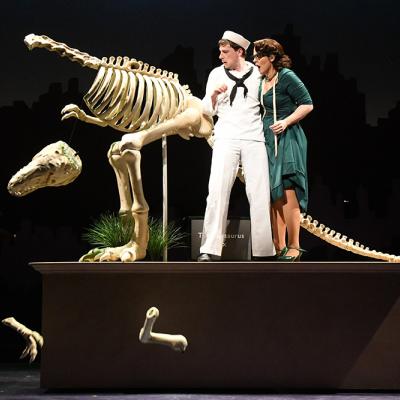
277;246;306;262
275;246;288;258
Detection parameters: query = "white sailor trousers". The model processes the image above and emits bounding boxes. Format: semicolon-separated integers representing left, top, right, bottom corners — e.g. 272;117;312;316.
200;139;275;257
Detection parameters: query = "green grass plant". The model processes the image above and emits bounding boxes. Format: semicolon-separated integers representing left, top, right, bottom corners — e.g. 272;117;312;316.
82;212;187;260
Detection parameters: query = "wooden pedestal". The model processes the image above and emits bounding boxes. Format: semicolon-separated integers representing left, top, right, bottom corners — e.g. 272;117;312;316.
31;262;400;390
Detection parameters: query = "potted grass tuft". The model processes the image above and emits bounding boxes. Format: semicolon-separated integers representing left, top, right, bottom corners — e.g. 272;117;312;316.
82;212;134;248
146;217;188;260
82;212;187;261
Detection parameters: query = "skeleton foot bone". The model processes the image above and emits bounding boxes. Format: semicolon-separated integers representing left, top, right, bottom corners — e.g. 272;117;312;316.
80;241;146;262
2;317;44;363
139;307;188;352
100;241;146;262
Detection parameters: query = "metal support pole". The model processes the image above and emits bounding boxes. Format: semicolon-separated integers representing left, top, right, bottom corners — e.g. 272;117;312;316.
162;135;168;262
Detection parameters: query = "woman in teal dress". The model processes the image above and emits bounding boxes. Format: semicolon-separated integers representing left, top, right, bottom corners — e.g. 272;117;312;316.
253;38;313;261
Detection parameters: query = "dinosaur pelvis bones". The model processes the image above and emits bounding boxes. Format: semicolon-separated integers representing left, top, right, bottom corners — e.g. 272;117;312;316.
84;58;192;133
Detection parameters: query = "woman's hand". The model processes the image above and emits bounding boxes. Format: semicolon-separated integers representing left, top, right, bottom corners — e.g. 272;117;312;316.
269;119;288;135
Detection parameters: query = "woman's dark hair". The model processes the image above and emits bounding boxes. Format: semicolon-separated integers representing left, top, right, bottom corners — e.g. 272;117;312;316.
253;38;292;70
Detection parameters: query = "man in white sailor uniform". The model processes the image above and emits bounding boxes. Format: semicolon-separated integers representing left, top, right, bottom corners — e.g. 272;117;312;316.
198;30;275;261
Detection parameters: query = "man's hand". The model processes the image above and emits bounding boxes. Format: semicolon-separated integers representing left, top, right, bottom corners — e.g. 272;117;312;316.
211;84;228;108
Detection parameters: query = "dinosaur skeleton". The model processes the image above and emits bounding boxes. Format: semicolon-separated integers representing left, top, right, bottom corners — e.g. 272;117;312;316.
8;141;81;197
139;307;188;352
24;34;213;262
2;317;44;363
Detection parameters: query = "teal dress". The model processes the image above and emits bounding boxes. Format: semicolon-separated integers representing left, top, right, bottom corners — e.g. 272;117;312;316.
261;68;313;212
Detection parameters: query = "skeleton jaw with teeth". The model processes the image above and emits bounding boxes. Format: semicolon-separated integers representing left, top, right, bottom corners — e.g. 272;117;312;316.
8;141;82;197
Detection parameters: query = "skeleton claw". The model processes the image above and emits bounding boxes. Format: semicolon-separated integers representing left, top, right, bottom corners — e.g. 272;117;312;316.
99;249;121;262
20;335;38;363
101;244;143;262
80;242;144;262
80;247;121;262
2;317;44;363
61;112;78;121
61;104;80;114
79;248;104;262
120;249;136;262
61;104;86;121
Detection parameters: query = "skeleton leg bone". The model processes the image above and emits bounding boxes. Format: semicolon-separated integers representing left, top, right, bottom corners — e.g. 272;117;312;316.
108;142;134;216
80;142;136;262
2;317;44;363
79;149;129;261
139;307;188;352
96;148;149;262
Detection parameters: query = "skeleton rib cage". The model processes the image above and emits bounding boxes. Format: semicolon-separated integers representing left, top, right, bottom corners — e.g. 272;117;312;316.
84;56;192;133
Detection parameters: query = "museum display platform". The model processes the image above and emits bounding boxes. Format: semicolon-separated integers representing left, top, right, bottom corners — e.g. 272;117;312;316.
31;261;400;390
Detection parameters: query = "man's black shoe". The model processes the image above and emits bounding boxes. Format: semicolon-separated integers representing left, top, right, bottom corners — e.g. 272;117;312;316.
197;253;213;262
251;255;276;261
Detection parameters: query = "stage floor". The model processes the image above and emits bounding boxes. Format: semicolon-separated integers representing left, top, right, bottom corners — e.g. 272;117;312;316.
2;364;400;399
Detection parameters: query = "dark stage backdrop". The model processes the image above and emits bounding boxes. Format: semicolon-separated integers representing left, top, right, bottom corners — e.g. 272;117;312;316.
0;0;400;362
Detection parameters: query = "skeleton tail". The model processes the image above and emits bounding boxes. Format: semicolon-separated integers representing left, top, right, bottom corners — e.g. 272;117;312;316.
301;214;400;262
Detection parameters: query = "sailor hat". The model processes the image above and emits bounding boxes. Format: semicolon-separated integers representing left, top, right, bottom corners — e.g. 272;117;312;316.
221;30;250;50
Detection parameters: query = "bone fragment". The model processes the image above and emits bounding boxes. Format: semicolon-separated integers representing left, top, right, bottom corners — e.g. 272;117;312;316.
139;307;187;352
2;317;43;363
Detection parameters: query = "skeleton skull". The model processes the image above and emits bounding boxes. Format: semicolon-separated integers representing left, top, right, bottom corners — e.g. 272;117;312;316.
8;141;82;197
